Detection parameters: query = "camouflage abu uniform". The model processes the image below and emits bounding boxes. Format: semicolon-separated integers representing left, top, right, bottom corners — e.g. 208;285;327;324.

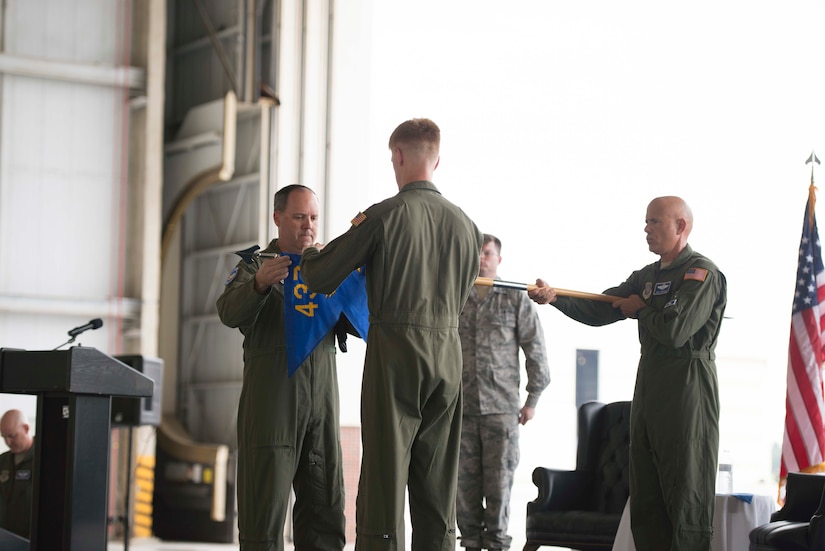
301;181;482;551
457;283;549;550
553;244;726;551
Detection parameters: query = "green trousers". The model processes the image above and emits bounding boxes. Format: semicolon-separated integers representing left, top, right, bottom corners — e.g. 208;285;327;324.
629;356;719;551
237;342;346;551
355;324;462;551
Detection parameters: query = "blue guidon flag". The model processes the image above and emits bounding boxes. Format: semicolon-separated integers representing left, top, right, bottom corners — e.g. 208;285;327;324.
281;253;370;376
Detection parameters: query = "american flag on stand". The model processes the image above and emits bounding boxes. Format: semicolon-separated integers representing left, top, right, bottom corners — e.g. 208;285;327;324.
780;177;825;499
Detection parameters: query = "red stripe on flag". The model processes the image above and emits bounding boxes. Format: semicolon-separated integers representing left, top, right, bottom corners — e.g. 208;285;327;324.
786;329;820;462
781;393;804;477
793;311;825;427
794;315;825;458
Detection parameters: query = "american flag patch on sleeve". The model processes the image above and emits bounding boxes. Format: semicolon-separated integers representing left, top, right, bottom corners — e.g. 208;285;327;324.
684;267;709;282
351;211;367;227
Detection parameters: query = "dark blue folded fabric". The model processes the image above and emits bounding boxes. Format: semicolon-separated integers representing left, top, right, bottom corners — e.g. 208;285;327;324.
732;493;753;503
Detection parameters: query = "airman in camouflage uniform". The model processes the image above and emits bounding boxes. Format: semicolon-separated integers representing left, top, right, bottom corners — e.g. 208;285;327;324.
457;234;550;551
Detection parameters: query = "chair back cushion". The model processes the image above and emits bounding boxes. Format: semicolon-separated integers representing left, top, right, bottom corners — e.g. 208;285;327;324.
578;401;631;514
773;472;825;522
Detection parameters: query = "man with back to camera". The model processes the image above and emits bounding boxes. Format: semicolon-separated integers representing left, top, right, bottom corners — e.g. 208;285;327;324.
457;233;550;551
528;196;726;550
300;118;483;551
0;409;35;539
216;184;347;551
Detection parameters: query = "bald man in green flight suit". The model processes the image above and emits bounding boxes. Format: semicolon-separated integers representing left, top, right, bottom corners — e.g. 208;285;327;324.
529;196;727;551
301;118;483;551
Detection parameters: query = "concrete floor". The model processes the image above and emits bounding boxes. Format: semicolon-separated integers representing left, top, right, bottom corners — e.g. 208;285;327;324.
109;539;355;551
107;461;545;551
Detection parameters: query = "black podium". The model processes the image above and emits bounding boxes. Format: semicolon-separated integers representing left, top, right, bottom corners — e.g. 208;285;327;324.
0;527;29;551
0;347;153;550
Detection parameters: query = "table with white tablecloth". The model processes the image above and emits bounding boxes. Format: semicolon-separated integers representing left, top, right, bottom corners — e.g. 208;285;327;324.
611;494;776;551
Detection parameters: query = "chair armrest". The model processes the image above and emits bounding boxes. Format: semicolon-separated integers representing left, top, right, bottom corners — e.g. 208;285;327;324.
527;467;594;514
810;485;825;551
812;513;825;551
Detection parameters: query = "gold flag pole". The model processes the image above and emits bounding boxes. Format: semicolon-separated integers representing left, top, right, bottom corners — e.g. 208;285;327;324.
474;277;620;303
807;150;820;228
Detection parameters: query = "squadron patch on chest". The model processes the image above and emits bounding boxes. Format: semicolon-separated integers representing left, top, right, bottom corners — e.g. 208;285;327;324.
0;470;8;483
642;282;653;299
653;281;671;295
351;211;367;227
684;267;709;282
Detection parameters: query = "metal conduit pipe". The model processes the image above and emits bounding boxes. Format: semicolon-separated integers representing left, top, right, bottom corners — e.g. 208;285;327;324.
323;0;334;242
160;91;238;263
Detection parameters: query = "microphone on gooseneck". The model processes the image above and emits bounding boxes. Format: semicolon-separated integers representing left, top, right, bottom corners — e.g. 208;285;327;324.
53;318;104;350
67;318;103;338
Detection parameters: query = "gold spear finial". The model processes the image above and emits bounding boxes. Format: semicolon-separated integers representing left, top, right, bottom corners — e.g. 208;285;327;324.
806;151;820;227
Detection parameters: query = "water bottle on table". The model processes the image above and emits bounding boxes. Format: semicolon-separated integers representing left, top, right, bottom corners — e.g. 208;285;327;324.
716;449;733;494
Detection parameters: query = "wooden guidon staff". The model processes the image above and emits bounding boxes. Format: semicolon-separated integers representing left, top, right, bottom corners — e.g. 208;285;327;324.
474;277;620;303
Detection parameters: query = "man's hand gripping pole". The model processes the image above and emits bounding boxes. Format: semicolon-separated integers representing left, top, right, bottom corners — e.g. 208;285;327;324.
474;277;618;303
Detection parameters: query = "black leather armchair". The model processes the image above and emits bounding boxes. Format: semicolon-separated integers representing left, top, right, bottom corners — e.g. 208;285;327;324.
749;472;825;551
524;400;632;551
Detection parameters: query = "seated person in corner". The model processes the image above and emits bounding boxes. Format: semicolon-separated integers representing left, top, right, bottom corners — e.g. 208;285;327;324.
0;409;35;539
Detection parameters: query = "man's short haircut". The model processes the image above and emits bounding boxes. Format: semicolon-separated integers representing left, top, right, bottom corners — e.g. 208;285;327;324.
388;118;440;156
483;233;501;254
273;184;314;212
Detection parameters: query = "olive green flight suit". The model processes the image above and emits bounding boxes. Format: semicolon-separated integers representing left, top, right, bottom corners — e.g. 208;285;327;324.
217;239;346;551
301;181;483;551
0;441;34;539
553;245;726;551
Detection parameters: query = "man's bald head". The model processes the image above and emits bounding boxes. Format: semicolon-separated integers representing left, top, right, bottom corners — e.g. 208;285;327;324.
645;196;694;265
651;196;693;235
1;409;33;454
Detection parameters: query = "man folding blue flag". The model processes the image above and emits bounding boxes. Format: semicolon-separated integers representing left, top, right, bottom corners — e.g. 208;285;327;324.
281;253;370;376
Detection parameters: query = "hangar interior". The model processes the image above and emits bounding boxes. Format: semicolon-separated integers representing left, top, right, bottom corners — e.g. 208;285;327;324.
0;0;344;544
